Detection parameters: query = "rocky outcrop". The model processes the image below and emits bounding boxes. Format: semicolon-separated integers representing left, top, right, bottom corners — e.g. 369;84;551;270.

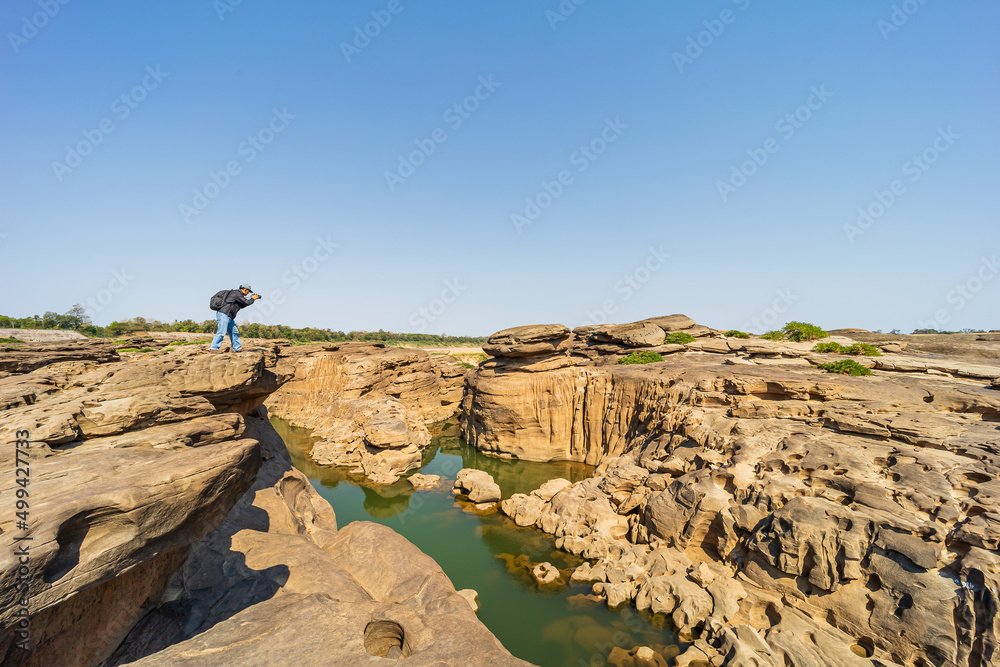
266;342;466;484
476;317;1000;666
0;343;292;666
0;340;530;666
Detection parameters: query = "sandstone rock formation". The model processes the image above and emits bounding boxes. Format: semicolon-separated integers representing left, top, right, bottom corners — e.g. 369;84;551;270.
477;317;1000;666
0;344;292;666
0;340;529;666
266;342;466;484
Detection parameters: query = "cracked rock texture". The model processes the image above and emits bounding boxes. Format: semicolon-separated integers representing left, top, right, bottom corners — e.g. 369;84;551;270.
266;342;467;483
475;317;1000;667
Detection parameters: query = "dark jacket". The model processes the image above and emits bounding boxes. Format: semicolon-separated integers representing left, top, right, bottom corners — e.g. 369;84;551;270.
220;289;255;319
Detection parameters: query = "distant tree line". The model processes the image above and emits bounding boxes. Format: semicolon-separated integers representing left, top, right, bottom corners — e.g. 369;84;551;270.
0;306;486;346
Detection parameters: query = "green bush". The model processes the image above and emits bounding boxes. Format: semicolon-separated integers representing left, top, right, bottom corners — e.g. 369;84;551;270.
783;321;828;342
761;330;784;341
115;347;140;352
817;359;872;376
664;332;696;345
812;342;882;357
724;330;751;339
0;336;24;344
618;351;665;365
847;343;882;357
457;362;476;369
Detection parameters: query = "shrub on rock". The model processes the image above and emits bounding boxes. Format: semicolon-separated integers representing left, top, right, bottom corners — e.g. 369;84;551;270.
663;332;696;345
618;351;665;365
783;322;828;342
724;330;751;339
817;359;872;376
813;342;882;357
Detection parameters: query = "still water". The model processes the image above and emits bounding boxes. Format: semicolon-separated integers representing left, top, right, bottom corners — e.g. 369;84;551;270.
272;417;681;667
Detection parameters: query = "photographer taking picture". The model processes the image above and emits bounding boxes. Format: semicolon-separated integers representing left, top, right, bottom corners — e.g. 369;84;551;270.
208;283;260;352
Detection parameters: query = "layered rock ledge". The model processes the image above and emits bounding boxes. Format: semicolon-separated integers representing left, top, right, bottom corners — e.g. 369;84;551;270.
465;316;1000;666
0;340;528;666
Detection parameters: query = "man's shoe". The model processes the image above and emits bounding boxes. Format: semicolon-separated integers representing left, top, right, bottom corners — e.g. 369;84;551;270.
207;349;220;353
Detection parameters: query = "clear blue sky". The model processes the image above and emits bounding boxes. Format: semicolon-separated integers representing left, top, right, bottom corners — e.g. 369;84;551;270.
2;1;997;335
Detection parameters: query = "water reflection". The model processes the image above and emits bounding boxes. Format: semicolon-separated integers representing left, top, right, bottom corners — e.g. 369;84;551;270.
271;416;682;667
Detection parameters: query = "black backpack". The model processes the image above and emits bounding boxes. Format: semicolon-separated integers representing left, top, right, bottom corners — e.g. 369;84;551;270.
209;289;231;311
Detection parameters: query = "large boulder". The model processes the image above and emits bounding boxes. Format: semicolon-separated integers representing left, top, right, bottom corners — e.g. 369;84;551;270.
454;468;502;503
639;315;696;331
587;323;667;348
483;324;572;358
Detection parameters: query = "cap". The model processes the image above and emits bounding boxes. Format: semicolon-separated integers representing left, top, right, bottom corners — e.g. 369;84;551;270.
239;283;252;291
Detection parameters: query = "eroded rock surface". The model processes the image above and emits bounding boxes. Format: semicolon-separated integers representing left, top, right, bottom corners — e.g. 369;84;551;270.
266;343;466;484
0;343;292;666
480;317;1000;666
0;340;530;667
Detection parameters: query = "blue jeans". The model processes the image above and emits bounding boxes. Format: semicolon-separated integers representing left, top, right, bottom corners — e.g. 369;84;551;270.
210;311;242;351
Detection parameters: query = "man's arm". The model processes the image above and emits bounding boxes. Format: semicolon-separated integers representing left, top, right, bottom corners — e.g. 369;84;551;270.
235;292;256;306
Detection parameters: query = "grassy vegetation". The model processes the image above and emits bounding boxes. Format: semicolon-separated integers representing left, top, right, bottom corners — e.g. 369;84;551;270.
457;362;476;369
664;332;696;345
166;339;211;346
724;330;751;339
761;330;784;341
817;359;873;376
813;342;882;357
115;347;155;353
618;351;665;365
0;336;24;344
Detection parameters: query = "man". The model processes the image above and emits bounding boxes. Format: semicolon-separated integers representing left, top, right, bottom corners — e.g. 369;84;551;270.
209;283;260;352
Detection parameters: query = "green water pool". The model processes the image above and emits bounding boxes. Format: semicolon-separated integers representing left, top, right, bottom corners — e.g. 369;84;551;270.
271;417;681;667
